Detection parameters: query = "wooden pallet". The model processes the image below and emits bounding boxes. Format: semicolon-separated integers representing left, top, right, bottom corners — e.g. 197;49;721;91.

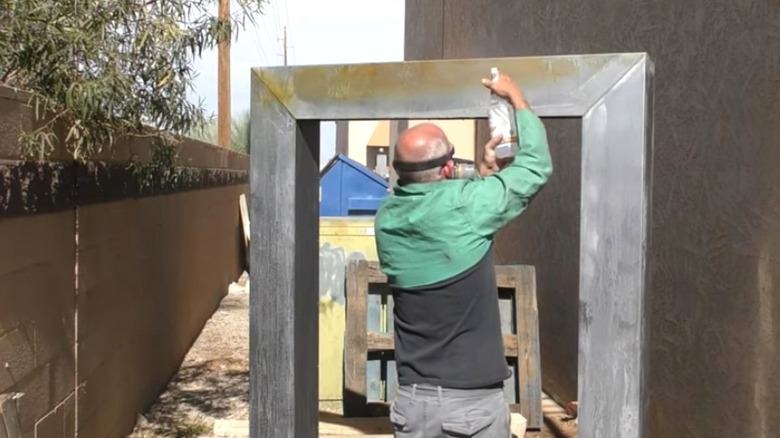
344;259;543;429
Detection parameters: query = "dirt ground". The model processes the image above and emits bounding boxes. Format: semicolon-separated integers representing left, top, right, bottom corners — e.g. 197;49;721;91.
127;276;568;438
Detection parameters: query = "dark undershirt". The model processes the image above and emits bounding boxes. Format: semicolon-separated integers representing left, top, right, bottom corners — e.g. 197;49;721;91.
391;249;511;389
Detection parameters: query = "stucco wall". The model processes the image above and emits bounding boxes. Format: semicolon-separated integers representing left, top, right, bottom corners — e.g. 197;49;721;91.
404;1;780;436
0;85;248;437
0;211;76;437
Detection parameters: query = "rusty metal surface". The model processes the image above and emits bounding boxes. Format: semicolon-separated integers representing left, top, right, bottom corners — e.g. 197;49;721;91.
252;54;645;120
404;0;780;436
251;53;654;437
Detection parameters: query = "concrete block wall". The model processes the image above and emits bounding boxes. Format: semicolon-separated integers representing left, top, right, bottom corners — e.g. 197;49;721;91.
0;212;77;438
0;85;249;437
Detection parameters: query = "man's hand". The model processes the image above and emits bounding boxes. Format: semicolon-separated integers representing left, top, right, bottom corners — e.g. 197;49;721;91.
479;135;514;177
481;72;529;110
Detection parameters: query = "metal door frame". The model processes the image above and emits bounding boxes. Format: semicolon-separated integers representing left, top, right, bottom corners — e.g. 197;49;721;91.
249;53;655;438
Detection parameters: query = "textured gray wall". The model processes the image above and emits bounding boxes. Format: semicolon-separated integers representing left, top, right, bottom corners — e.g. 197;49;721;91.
405;1;780;436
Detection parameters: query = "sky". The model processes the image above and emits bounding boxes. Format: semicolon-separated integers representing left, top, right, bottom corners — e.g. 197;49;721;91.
188;0;406;167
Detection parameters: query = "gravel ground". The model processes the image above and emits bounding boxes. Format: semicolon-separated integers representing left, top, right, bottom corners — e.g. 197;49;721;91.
126;274;568;438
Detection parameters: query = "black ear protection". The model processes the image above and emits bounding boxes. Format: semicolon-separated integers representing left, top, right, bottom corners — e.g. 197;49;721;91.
392;147;456;173
393;145;477;182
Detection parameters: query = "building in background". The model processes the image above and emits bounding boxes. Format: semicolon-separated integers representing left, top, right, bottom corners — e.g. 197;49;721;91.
334;119;476;179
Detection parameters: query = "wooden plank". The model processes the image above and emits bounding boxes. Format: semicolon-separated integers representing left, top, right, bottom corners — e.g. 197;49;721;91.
366;331;394;351
495;266;519;288
510;412;528;438
367;289;382;402
349;262;540;419
344;260;369;417
386;294;395;333
499;293;514;334
515;265;543;429
386;359;398;402
367;331;519;357
369;263;518;294
367;262;386;283
239;193;250;247
385;294;398;401
503;360;517;404
368;262;518;289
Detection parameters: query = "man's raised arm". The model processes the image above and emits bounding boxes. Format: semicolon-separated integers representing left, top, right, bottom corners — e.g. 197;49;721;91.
461;73;554;237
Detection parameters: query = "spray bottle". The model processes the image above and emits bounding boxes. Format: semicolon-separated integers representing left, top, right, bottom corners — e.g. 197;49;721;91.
487;67;518;159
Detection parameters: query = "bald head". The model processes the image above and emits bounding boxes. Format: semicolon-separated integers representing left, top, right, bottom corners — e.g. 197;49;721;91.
394;123;452;184
396;123;449;162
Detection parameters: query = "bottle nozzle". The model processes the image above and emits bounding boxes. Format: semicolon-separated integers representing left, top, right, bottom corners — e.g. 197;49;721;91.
490;67;500;82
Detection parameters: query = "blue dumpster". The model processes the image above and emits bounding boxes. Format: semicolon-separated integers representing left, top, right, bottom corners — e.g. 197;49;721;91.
320;154;388;216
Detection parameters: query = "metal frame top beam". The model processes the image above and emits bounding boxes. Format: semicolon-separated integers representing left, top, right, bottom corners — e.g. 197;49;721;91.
252;53;647;119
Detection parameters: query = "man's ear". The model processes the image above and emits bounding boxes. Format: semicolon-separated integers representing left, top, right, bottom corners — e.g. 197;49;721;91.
441;160;455;179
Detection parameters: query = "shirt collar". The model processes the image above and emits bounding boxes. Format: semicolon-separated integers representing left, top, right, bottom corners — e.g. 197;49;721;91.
393;180;459;195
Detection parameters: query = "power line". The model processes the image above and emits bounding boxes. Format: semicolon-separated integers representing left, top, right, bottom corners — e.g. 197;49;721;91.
260;3;280;64
271;1;293;65
253;29;270;65
270;0;284;42
250;13;271;66
265;1;282;44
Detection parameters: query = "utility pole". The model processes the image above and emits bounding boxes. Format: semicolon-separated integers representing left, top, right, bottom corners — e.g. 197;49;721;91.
217;0;231;148
282;26;288;66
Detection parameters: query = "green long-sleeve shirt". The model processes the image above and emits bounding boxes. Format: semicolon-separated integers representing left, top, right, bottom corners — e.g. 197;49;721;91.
374;109;553;288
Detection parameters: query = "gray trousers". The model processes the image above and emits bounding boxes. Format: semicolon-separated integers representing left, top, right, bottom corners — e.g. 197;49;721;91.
389;384;511;438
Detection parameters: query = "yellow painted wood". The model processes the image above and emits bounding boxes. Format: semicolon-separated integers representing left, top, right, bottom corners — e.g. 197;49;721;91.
319;216;379;401
319;294;347;402
320;217;378;260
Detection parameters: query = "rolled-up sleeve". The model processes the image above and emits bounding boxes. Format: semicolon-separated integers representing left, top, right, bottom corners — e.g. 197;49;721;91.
460;109;553;237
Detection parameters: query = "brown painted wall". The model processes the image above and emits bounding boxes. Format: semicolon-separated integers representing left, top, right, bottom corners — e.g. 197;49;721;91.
404;1;780;436
0;211;77;438
76;185;247;438
0;86;248;438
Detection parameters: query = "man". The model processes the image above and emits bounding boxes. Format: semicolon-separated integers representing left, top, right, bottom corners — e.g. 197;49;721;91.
374;72;553;437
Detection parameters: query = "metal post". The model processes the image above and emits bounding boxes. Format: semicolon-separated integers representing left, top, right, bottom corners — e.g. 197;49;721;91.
250;79;320;436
